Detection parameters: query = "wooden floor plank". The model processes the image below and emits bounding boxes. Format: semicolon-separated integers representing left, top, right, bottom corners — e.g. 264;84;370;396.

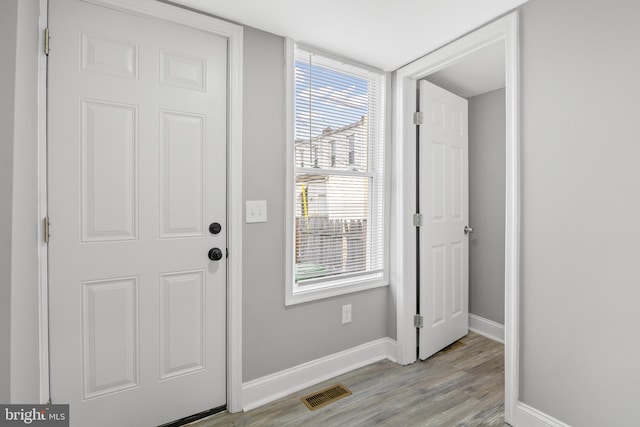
189;332;506;427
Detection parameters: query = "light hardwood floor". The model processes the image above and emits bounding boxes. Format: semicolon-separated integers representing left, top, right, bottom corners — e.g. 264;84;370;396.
189;332;506;427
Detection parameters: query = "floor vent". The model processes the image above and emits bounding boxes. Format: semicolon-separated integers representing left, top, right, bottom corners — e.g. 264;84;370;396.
301;383;352;411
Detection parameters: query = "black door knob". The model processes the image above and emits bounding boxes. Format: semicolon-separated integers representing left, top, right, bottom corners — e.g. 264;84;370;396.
209;222;222;234
208;248;223;261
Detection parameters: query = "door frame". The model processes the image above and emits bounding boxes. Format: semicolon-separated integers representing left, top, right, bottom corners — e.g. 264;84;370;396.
391;12;519;424
38;0;245;413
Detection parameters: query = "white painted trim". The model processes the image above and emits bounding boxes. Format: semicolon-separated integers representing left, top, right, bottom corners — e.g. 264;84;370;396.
391;71;419;366
468;314;504;344
393;12;520;424
37;0;49;404
515;402;571;427
284;38;296;306
43;0;244;413
503;13;520;424
225;17;244;415
82;0;242;38
241;338;397;411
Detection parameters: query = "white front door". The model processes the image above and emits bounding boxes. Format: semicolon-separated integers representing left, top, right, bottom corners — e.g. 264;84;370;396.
48;1;228;425
418;80;469;360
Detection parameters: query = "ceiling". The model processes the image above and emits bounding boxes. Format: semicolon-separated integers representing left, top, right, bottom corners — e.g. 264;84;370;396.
424;40;505;98
168;0;528;71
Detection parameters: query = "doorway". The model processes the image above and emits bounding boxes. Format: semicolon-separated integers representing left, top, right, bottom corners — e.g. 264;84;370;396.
417;39;507;358
392;12;520;424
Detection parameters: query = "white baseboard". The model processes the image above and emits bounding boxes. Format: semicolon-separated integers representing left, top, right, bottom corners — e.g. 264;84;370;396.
241;337;397;411
514;402;571;427
468;313;505;344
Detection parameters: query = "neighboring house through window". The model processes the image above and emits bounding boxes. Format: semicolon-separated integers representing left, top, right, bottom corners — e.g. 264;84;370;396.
347;134;355;167
286;41;387;304
330;140;336;168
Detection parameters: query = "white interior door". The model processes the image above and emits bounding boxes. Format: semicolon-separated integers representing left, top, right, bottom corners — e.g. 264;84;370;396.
48;1;227;425
418;79;469;360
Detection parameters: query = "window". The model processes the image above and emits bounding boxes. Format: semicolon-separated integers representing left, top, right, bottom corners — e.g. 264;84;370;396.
286;41;387;304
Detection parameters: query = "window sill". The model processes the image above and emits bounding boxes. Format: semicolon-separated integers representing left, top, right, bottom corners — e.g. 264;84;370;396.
285;274;389;306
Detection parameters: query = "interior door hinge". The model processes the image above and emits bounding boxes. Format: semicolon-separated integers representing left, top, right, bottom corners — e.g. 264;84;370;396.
412;213;423;227
44;28;50;56
414;314;424;329
43;217;50;243
413;111;423;126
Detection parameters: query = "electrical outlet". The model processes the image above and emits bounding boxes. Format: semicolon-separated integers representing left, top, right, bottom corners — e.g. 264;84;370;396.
342;304;352;324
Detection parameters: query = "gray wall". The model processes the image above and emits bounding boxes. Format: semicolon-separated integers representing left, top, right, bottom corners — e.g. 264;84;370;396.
242;27;390;382
468;88;505;325
519;0;640;425
0;0;19;405
10;0;41;403
0;0;41;404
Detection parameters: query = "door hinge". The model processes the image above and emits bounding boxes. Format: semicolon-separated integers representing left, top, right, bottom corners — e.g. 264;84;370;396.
44;28;50;56
413;111;424;126
414;314;424;329
43;217;50;243
412;213;423;227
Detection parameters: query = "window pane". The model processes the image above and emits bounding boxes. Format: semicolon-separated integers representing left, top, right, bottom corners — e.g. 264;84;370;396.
293;48;384;288
295;58;370;172
295;177;371;282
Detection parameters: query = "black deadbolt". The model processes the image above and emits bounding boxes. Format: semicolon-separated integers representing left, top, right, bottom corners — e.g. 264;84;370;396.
208;247;223;261
209;222;222;234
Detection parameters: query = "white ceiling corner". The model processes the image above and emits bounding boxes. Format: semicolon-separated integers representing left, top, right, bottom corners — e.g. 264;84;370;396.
168;0;528;71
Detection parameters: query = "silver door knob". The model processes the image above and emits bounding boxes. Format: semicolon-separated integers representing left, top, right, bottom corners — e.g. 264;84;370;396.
464;225;474;235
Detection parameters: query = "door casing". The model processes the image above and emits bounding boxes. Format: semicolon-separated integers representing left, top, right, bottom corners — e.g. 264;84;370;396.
37;0;244;412
392;12;520;424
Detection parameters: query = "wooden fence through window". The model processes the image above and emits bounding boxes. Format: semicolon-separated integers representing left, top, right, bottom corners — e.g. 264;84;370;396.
296;217;367;276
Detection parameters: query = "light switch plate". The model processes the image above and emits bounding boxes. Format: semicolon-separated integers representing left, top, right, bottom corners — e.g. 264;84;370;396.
246;200;267;223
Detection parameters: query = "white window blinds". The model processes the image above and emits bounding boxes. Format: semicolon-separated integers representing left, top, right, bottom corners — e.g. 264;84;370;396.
293;46;385;287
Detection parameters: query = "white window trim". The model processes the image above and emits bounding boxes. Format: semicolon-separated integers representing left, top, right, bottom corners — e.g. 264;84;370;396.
284;39;390;305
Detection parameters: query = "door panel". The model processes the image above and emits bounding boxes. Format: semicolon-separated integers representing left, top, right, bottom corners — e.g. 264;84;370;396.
81;99;138;241
82;277;138;400
159;110;205;237
48;1;227;425
419;80;469;360
158;271;205;379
